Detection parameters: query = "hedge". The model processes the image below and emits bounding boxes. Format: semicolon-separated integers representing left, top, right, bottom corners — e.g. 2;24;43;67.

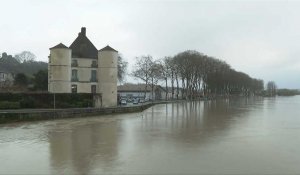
0;101;20;109
0;93;94;109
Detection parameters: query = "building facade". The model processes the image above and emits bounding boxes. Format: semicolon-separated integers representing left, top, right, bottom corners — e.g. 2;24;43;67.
117;84;168;101
48;27;118;107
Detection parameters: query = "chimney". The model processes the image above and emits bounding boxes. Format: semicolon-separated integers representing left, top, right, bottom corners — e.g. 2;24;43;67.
81;27;86;36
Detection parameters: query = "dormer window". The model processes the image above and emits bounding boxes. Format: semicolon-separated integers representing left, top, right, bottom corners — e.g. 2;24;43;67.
72;60;78;67
91;60;97;68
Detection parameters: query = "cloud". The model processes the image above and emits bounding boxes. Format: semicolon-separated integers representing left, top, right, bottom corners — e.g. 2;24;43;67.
1;0;300;88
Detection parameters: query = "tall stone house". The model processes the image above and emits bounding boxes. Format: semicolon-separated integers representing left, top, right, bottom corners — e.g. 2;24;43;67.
48;27;118;107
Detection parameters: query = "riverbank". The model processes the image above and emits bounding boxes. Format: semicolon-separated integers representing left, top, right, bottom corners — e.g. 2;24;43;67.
0;101;179;124
0;96;267;124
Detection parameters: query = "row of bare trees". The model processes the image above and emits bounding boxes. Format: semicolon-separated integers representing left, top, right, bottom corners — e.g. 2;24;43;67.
131;50;264;100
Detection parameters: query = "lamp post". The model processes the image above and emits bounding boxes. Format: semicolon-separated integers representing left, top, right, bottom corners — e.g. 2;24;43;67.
53;93;56;109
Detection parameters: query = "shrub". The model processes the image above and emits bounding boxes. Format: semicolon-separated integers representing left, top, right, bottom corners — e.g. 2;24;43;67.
0;93;94;109
20;96;35;108
0;93;22;101
0;101;20;109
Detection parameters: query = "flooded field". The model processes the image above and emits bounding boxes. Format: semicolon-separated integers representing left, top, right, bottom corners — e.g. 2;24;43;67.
1;96;300;174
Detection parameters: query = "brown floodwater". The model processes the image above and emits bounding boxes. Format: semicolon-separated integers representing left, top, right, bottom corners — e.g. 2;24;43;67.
1;96;300;174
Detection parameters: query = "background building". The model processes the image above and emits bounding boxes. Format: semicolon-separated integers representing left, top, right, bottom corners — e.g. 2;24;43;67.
117;83;167;101
0;71;14;87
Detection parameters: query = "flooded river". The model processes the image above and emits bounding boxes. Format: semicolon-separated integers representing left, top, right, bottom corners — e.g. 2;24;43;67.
1;96;300;174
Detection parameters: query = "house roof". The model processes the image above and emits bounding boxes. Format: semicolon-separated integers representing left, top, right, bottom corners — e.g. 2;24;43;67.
99;45;118;52
69;27;98;59
50;43;69;50
117;83;166;92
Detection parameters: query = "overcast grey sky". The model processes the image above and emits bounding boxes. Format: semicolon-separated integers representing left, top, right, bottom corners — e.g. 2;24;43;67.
1;0;300;88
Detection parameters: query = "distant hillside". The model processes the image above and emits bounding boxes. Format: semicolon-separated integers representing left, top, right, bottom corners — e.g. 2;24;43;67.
0;52;47;76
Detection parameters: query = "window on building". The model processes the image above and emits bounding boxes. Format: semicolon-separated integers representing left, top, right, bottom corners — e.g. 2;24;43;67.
72;69;78;82
71;60;78;67
91;60;97;68
91;70;97;82
91;85;96;94
71;85;77;93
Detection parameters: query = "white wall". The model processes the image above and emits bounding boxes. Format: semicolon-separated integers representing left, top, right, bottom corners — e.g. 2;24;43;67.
49;48;71;93
70;82;97;93
98;50;118;107
49;48;120;104
71;57;98;93
0;72;14;87
0;72;14;82
118;91;164;100
118;91;152;99
73;57;97;68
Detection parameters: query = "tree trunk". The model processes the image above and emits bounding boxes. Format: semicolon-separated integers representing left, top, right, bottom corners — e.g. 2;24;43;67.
151;77;154;100
171;71;174;99
165;78;168;100
175;73;179;99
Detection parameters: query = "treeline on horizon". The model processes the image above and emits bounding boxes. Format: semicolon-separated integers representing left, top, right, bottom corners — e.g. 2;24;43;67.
0;50;275;97
0;52;47;76
132;50;266;99
277;89;300;96
2;50;299;98
0;51;48;92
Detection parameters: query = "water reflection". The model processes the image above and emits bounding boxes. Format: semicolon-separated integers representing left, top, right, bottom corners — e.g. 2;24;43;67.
48;119;121;174
47;99;262;173
140;98;265;145
1;96;300;174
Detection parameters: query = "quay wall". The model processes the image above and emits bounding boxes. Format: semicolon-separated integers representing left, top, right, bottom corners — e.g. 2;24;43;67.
0;102;170;124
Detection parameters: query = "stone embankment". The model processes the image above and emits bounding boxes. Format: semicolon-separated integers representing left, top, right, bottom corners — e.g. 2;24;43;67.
0;101;174;124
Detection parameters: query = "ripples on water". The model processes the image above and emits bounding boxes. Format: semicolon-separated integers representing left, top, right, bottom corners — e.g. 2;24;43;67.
0;96;300;174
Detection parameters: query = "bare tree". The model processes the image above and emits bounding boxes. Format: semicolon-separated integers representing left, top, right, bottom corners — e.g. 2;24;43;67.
157;57;171;100
148;61;163;100
117;54;128;84
15;51;36;63
131;55;153;99
170;50;263;99
132;50;264;100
